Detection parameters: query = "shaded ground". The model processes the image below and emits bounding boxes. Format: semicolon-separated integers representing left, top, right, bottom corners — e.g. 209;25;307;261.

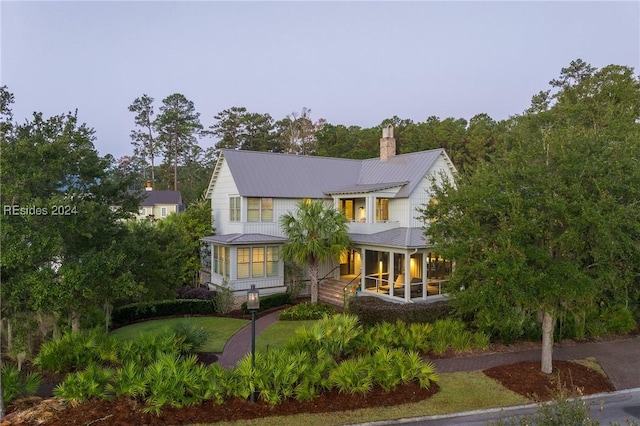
2;358;614;426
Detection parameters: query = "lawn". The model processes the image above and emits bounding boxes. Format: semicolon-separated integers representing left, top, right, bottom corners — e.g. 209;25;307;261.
255;319;318;352
110;317;248;352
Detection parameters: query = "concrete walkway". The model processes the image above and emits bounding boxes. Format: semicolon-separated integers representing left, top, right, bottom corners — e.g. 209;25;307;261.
217;312;640;390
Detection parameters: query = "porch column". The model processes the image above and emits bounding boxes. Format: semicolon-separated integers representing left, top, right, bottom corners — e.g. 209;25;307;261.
360;249;366;291
367;196;375;223
404;251;411;302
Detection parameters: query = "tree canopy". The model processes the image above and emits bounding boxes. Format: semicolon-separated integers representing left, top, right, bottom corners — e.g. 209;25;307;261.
420;60;640;373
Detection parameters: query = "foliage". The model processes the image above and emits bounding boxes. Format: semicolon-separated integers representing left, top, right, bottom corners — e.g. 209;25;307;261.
278;303;336;321
110;299;215;327
421;59;640;372
154;93;203;191
280;200;351;304
285;314;363;359
171;320;209;353
34;329;116;374
175;286;216;300
1;363;41;405
241;292;292;314
53;363;114;406
1;91;143;332
348;296;452;326
209;106;279;153
214;279;235;315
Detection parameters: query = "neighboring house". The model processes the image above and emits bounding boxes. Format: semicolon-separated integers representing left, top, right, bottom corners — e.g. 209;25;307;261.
135;181;184;220
202;125;455;304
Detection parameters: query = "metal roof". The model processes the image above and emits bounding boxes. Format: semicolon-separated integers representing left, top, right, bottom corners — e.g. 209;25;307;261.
220;150;361;198
135;190;183;207
349;227;431;249
202;233;288;245
212;148;450;199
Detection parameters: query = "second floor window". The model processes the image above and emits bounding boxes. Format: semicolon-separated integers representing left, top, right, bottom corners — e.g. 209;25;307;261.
376;198;389;222
230;196;241;221
247;197;273;222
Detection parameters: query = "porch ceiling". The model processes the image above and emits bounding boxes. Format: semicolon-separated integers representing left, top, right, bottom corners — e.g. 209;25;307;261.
349;227;431;249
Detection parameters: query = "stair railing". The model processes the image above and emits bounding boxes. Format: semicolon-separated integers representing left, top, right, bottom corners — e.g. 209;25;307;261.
342;272;362;311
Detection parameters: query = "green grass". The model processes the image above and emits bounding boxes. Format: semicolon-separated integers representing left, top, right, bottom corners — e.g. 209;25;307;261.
208;371;530;426
110;317;248;352
255;320;318;352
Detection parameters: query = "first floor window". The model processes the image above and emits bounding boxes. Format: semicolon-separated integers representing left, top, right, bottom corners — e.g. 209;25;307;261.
212;245;230;277
252;247;265;277
267;247;279;276
237;248;250;279
236;246;280;279
161;207;167;217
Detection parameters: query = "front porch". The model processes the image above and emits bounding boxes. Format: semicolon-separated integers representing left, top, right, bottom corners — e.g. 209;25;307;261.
337;248;451;305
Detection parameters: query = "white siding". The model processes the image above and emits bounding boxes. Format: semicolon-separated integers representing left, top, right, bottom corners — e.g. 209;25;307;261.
407;153;455;228
210;161;240;235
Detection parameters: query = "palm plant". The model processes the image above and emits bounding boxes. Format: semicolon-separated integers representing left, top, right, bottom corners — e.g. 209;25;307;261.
280;200;351;304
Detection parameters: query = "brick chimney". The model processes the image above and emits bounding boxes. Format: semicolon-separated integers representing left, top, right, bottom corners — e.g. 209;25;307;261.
380;124;396;161
145;180;153;191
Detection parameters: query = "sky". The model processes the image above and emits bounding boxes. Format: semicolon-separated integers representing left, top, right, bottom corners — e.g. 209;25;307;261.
2;1;639;160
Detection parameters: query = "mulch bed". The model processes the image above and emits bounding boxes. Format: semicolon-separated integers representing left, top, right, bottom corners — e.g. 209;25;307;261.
483;360;614;401
2;358;615;426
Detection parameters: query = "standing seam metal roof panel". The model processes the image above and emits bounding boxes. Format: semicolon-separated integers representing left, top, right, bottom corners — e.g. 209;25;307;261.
221;149;362;198
219;148;448;199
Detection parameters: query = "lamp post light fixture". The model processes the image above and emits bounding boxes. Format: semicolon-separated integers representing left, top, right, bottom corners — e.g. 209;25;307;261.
247;284;260;402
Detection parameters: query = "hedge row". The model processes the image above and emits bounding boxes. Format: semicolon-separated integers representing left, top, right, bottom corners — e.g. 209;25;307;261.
175;286;217;301
112;299;216;326
241;292;292;314
348;296;453;326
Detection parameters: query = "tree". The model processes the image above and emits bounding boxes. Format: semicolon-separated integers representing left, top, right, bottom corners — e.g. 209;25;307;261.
210;107;277;153
154;93;203;190
280;200;351;303
274;108;320;155
128;94;160;183
420;60;640;374
1;95;142;334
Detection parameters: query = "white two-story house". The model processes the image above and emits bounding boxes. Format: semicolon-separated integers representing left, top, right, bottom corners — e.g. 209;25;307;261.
202;125;455;304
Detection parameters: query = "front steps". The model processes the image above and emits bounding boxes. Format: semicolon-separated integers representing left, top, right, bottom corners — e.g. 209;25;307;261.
318;278;347;307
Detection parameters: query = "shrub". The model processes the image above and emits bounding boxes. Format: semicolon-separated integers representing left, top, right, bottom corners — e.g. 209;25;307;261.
286;314;363;359
116;331;185;367
172;320;209;353
1;363;42;405
214;279;234;315
241;292;292;314
142;353;217;414
34;328;115;374
176;286;217;301
278;303;336;320
329;357;373;395
54;363;114;406
112;299;216;326
348;296;452;326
